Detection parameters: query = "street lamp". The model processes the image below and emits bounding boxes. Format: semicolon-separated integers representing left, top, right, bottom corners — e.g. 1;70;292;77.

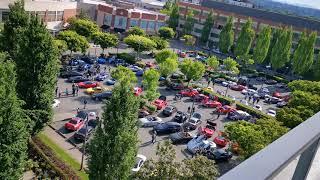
80;115;89;170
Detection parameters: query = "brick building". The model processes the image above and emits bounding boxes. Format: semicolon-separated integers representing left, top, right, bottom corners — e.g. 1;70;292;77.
178;0;320;52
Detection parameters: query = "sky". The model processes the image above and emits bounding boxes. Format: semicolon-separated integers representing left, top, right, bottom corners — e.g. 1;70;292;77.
273;0;320;9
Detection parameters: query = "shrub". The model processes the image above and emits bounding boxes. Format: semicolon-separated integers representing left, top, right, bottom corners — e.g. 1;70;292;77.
117;53;135;64
145;104;157;113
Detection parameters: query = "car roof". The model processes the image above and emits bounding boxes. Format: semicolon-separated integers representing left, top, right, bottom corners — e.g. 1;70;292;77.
165;122;181;126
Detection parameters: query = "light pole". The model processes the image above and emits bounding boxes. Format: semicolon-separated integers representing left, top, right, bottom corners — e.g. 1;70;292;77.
116;32;121;55
80;115;89;170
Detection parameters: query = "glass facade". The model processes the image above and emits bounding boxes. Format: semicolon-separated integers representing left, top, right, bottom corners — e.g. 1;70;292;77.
130;19;139;27
114;16;127;29
140;20;147;29
104;14;112;26
148;21;155;31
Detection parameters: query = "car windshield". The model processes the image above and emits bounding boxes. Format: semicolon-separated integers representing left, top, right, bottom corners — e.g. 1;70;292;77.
192;113;201;119
69;119;78;124
134;159;142;168
147;117;157;121
189;119;196;124
164;107;172;111
77;111;87;119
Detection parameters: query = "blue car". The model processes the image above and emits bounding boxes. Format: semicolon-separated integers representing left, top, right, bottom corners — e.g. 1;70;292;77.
159;76;166;81
69;59;84;66
136;70;144;76
78;64;92;71
97;58;107;64
106;78;116;85
95;72;108;81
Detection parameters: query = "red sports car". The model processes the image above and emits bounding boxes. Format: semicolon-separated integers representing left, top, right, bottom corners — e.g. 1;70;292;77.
152;99;167;110
214;136;228;147
78;81;98;88
273;91;282;98
203;100;222;108
180;89;199;97
134;87;143;96
194;94;209;102
199;125;215;138
230;84;247;91
217;105;236;114
65;117;85;131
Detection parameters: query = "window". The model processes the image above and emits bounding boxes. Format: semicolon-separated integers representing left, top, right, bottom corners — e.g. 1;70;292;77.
194;28;202;33
2;11;9;21
104;14;112;26
157;22;165;30
130;19;138;27
140;20;147;29
114;16;127;29
148;21;155;30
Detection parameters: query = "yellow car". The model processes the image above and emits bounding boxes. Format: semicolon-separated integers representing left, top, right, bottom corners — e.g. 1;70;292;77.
202;87;214;93
85;87;107;95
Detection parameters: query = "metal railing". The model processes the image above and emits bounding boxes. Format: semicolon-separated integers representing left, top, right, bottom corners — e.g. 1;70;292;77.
219;111;320;180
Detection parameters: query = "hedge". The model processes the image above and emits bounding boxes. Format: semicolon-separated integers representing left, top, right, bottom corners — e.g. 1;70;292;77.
235;103;274;119
201;89;235;105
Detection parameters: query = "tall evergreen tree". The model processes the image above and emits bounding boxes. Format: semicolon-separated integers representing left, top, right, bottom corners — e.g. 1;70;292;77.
219;16;234;53
270;27;293;69
253;26;272;64
15;16;59;134
200;11;214;44
168;2;179;31
0;53;29;179
183;10;194;35
234;19;255;57
293;32;317;74
1;0;28;57
88;76;139;179
265;28;281;63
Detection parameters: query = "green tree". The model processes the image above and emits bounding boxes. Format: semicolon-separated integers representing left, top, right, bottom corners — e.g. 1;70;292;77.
183;34;196;46
1;0;29;57
128;26;146;36
150;36;169;50
168;2;179;31
155;49;178;64
57;30;89;54
253;26;272;64
223;57;239;74
265;28;281;63
207;56;220;70
270;27;293;69
219;16;234;53
158;26;175;39
312;54;320;80
180;59;206;85
69;18;99;38
15;16;59;134
200;11;214;44
183;10;194;35
183;156;219;179
124;35;156;58
159;58;178;77
234;19;255;57
162;0;173;15
92;32;119;53
0;54;29;179
143;69;160;101
88;75;139;179
292;32;317;74
111;66;137;84
53;39;68;55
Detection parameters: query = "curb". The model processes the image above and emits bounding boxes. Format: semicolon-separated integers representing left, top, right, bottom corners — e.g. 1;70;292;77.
48;124;78;148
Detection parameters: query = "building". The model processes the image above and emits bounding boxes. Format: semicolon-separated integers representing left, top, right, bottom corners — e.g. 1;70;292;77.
178;0;320;53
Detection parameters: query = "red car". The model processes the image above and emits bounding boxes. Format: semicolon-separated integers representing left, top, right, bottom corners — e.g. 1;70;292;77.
202;100;222;108
145;62;155;68
217;105;236;114
153;96;167;110
134;87;143;96
194;94;209;102
180;89;199;97
78;81;98;88
273;91;282;98
179;51;186;58
214;136;228;147
199;125;215;138
230;84;247;91
65;117;85;131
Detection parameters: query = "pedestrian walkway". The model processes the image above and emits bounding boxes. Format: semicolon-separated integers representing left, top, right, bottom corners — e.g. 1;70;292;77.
43;127;87;167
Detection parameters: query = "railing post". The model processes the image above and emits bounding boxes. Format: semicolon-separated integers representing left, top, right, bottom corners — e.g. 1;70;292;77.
292;138;320;180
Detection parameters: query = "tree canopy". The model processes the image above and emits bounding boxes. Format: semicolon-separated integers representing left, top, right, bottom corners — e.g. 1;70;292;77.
53;39;68;55
111;66;137;84
128;26;146;36
92;32;119;52
155;49;178;64
234;19;255;57
183;34;196;46
200;11;214;44
219;16;234;53
168;2;179;30
253;26;272;64
180;59;206;84
158;26;175;39
150;36;169;50
159;58;178;77
69;18;99;38
207;56;220;70
124;35;156;53
143;69;160;101
183;10;194;35
57;30;89;54
223;57;239;74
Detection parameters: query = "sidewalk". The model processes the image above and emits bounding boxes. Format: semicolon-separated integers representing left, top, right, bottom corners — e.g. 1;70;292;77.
43;126;87;167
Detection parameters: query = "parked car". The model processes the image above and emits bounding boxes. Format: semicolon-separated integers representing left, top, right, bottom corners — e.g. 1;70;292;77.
132;154;147;173
238;76;248;86
139;116;163;127
240;99;249;106
265;79;277;85
242;89;257;95
78;64;92;71
253;104;262;111
52;99;60;108
256;77;266;82
198;125;215;138
153;122;181;134
67;76;90;83
187;135;216;154
185;113;202;130
169;132;195;144
194;94;209;102
129;65;143;72
60;71;83;78
173;111;188;123
213;136;228;147
265;96;282;104
92;91;112;101
180;89;199;97
228;110;252;121
216;105;235;114
162;105;177;117
152;96;167;110
167;83;184;90
272;91;282;98
134;87;143;96
85;87;106;95
136;70;144;76
230;84;247;91
267;109;277;117
206;148;232;162
106;78;116;85
81;56;95;64
95;72;108;81
78;81;98;88
202;100;222;108
65;117;85;131
277;101;288;108
138;109;150;118
74;126;94;141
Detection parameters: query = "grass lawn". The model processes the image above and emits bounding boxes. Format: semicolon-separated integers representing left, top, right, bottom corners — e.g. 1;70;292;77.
37;133;89;180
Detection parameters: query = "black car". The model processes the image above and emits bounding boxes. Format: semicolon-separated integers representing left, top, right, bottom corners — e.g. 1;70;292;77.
88;118;99;128
153;122;181;134
238;77;248;86
162;106;177;117
67;76;90;83
265;79;277;85
60;71;83;78
248;84;258;90
74;126;94;141
92;91;112;101
76;111;88;120
81;56;95;64
173;111;188;123
169;132;194;144
206;149;233;162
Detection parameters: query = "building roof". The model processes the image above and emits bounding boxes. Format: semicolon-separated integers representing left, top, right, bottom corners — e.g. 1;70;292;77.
25;1;77;11
201;0;320;32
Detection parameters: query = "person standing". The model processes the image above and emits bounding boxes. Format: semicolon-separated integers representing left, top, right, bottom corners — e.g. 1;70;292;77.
192;107;195;114
217;111;221;119
76;85;79;96
187;106;191;113
152;130;157;144
55;87;58;97
83;99;87;109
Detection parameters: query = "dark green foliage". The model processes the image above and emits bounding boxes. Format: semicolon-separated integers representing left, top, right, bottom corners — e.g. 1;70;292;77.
0;54;29;179
128;26;146;36
183;10;194;35
158;26;175;39
234;19;255;57
180;59;206;84
57;30;89;54
124;35;156;53
92;32;118;52
253;26;271;64
155;49;178;64
168;2;179;30
219;17;234;53
150;36;169;50
200;11;214;43
88;76;139;179
15;16;59;134
69;18;99;38
143;69;160;101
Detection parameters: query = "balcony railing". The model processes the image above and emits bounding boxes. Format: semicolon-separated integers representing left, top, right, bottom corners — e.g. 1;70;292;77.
219;111;320;180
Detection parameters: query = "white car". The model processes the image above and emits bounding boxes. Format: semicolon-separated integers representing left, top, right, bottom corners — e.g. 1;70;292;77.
240;99;249;106
267;110;277;117
243;89;257;95
52;99;60;108
259;88;270;93
253;105;262;111
132;154;147;172
187;135;216;154
139;117;162;127
222;81;229;87
189;113;202;126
